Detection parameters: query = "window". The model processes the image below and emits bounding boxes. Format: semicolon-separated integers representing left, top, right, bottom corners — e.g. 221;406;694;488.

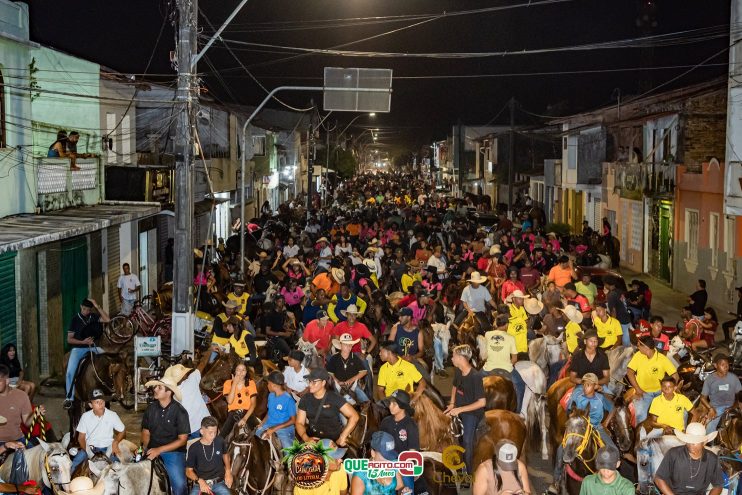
662;128;672;162
685;209;699;261
252;136;266;156
709;212;719;267
567;136;577;170
725;216;736;270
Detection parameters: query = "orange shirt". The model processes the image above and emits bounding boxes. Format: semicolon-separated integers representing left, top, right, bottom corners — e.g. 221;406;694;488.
548;265;574;288
223;379;258;412
312;272;340;296
346;223;361;237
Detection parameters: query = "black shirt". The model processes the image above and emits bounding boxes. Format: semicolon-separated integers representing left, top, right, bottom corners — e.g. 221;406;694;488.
607;289;631;324
264;310;287;334
689;290;708;316
570;349;610;379
298;391;347;439
142;399;190;452
326;353;366;382
68;313;103;348
655;446;724;495
453;368;485;419
380;415;420;452
253;272;278;294
186;437;226;480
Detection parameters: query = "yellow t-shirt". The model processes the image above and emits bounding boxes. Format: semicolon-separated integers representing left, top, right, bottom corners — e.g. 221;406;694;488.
212;313;243;346
508;304;528;353
565;321;581;354
627;350;677;393
227;292;250;315
229;329;251;358
378;358;423;397
483;330;517;372
648;393;693;431
400;273;422;293
593;316;623;349
294;466;348;495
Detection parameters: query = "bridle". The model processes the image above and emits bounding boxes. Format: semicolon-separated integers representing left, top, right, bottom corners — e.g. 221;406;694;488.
43;449;71;495
231;426;278;495
561;417;604;474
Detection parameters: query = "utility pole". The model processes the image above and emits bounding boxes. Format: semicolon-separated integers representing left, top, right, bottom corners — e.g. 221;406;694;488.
171;0;198;355
725;0;742;216
507;98;516;217
306;100;316;217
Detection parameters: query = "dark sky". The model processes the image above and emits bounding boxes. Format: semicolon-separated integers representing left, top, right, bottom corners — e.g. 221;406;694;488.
25;0;731;150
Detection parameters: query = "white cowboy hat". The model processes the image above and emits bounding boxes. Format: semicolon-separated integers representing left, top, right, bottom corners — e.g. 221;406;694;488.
524;298;544;315
547;232;557;237
368;238;379;246
362;258;377;272
675;422;717;444
222;300;240;310
330;267;346;283
67;476;105;495
468;271;488;284
144;376;183;402
560;305;584;324
340;304;362;317
193;248;204;258
490;245;502;256
506;290;530;302
317;237;329;244
162;364;193;385
332;333;361;349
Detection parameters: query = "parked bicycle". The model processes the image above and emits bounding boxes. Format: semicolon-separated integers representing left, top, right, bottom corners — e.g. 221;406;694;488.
106;301;172;345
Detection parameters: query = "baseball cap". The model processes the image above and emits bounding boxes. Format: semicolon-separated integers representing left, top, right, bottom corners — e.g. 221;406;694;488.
382;390;414;415
89;388;106;401
399;307;413;317
595;445;620;470
581;373;599;385
370;431;398;461
495;440;519;471
304;368;331;382
287;350;305;363
316;310;329;320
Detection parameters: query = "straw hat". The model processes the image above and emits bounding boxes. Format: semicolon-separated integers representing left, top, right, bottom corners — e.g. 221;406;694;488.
524;298;544;315
468;272;488;284
258;251;270;259
340;304;362;317
406;260;422;270
362;259;377;273
193;248;204;258
560;305;584;324
547;232;557;238
508;290;529;301
162;364;193;385
222;300;240;310
490;245;502;256
675;422;717;445
317;237;329;244
67;477;105;495
143;376;183;402
332;333;360;349
368;238;379;246
331;267;346;283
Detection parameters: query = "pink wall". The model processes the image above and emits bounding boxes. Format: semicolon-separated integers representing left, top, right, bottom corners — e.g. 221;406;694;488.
674;163;725;249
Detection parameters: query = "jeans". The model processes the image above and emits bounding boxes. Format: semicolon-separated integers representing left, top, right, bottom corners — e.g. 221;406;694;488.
356;353;374;399
433;337;446;371
340;382;370;405
460;414;480;474
220;410;245;439
620;323;632;347
120;299;136;316
66;347;104;399
255;424;296;449
160;451;187;495
189;481;231;495
633;390;661;425
706;405;730;433
554;425;616;483
549;359;566;390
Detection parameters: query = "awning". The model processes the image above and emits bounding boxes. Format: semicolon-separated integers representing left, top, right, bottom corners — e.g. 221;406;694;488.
0;204;160;255
193;198;228;217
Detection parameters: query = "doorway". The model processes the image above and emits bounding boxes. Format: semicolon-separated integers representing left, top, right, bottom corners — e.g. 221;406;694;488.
650;200;673;283
61;237;88;352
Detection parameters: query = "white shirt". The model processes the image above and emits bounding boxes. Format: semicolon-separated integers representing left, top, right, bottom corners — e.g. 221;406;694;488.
283;245;300;258
283;365;308;395
76;408;125;450
117;273;141;301
176;370;210;434
461;284;492;313
318;247;332;269
427;255;447;275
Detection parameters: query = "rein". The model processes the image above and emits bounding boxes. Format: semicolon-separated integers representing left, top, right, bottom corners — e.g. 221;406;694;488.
449;415;464;438
43;451;70;495
234;427;278;495
561;420;604;474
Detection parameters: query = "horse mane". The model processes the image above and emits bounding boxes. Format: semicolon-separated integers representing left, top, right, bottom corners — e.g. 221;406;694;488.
413;394;454;450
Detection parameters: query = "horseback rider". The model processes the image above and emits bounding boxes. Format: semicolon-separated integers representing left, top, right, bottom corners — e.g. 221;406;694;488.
578;445;634;495
654;423;724;495
283;350;309;400
226;281;249;316
380;390;421;493
483;314;526;412
219;363;257;439
0;364;42;446
646;375;693;435
569;329;612;399
626;336;680;425
592;302;624;350
264;295;293;359
326;334;369;404
700;353;742;433
457;271;498;326
333;304;376;398
185;416;233;495
377;342;426;401
473;440;532;495
388;308;425;366
255;371;296;449
328;283;367;323
70;388;125;472
295;368;359;446
63;298;109;410
507;291;530;356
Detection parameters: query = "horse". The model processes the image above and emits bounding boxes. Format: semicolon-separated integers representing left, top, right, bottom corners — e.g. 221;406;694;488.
228;418;283;495
0;440;72;493
296;338;324;370
472;410;528;468
546;377;574;451
515;360;550;460
414;394;456;451
559;408;604;495
605;345;636;397
482;375;517;411
716;407;742;451
455;312;491;366
636;434;685;494
430;321;453;380
99;460;170;495
529;334;565;380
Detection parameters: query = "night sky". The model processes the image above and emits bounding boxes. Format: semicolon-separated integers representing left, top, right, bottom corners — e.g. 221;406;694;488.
24;0;731;150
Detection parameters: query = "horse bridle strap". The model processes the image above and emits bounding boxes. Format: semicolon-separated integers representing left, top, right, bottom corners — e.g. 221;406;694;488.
43;451;71;495
561;420;604;470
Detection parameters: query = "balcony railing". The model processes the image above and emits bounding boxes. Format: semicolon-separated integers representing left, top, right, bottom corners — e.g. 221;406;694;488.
36;157;102;212
608;161;676;199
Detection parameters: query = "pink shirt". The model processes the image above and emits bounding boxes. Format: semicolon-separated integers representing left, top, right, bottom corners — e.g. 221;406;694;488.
280;286;304;306
407;300;428;324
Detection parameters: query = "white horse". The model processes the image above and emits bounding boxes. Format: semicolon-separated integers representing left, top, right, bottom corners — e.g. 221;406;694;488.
0;439;73;493
264;281;279;304
430;321;452;383
296;338;323;369
528;334;565;379
99;461;169;495
605;345;636;396
514;360;550;460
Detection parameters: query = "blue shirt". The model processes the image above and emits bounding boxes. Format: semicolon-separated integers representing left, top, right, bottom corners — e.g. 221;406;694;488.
263;392;296;427
568;392;612;426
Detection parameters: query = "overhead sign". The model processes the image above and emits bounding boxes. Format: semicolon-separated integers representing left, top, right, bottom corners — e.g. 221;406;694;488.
323;68;392;113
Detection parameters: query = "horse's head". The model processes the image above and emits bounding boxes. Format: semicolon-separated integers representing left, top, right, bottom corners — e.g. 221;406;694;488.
669;336;685;355
201;353;238;392
609;397;634;452
110;353;135;409
561;409;591;463
39;440;73;491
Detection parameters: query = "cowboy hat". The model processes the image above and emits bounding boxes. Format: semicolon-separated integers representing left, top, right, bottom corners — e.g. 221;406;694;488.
468;271;488;284
258;251;270;259
317;237;329;244
675;422;718;444
332;333;360;349
222;300;240;310
560;305;584;324
143;376;183;402
340;304;362;317
524;298;544;315
362;258;377;272
67;476;105;495
490;245;502;256
381;389;414;416
162;364;193;385
406;260;422;269
367;238;379;246
547;232;557;237
193;248;204;258
331;267;346;283
506;290;530;303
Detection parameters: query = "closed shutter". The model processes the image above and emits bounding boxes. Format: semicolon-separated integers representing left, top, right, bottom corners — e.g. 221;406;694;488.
107;226;120;314
0;251;17;347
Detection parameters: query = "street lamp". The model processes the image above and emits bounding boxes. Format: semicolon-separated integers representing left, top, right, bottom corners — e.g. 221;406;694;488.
337;113;376;144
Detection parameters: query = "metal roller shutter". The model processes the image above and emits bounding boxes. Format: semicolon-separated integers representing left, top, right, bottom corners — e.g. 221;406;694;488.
0;251;17;348
107;227;120;314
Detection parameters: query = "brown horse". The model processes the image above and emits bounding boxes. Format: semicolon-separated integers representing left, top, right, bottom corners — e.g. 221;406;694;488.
560;408;603;495
228;416;283;495
716;407;742;451
546;377;573;451
482;375;517;411
472;410;528;468
414;394;457;451
455;312;491;366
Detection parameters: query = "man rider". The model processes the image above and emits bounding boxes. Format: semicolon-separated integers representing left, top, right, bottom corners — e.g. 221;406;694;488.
295;368;359;446
700;354;742;433
226;281;249;316
328;283;366;323
326;334;369;404
71;389;126;472
626;336;679;425
388;307;425;365
264;295;293;359
377;342;427;400
482;314;526;412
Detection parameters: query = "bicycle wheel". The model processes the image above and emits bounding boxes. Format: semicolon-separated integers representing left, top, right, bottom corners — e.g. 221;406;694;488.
154;318;172;344
140;295;160;318
107;316;135;344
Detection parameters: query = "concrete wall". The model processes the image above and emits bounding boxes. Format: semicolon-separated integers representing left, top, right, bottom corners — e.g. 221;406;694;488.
100;78;137;165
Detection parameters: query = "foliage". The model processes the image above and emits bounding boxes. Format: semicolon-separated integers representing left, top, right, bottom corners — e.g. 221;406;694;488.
544;222;572;237
29;58;41;101
316;146;358;179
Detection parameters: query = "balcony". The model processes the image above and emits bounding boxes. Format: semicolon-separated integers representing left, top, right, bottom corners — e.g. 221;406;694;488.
607;161;676;200
37;157;103;212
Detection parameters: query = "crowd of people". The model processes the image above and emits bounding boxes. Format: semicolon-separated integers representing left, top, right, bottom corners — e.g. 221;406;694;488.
2;172;741;495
